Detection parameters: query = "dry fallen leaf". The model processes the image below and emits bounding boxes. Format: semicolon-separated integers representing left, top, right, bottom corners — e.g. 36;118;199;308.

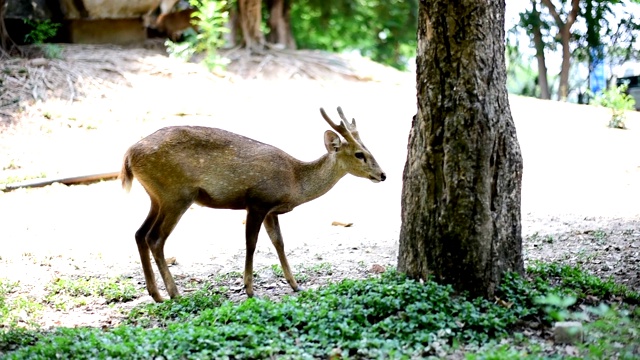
370;264;385;274
165;257;177;266
331;221;353;227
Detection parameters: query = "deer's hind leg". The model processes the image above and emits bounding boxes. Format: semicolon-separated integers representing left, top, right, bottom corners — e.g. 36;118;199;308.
264;213;301;293
146;198;193;301
135;199;164;302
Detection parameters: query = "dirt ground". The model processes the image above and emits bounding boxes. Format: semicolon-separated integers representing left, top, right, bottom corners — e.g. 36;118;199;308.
0;44;639;330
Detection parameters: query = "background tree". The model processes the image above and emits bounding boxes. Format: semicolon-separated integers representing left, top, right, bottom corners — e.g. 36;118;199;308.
290;0;418;69
540;0;580;101
576;0;639;85
0;0;18;56
194;0;418;69
518;0;552;99
506;42;540;97
398;0;524;297
266;0;295;49
513;0;639;101
238;0;264;51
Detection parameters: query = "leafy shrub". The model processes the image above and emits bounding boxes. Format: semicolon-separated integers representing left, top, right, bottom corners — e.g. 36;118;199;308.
166;0;230;72
589;84;636;129
23;19;60;44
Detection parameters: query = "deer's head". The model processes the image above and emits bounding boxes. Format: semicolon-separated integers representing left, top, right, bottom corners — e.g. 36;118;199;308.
320;107;386;183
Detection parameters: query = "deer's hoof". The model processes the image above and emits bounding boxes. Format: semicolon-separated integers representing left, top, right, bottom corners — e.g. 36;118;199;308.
294;286;304;292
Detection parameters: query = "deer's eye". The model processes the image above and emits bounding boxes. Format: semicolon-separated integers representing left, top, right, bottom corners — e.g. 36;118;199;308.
355;152;366;162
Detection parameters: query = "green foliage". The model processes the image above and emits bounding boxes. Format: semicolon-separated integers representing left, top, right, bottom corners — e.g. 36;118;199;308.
588;84;636;129
290;0;418;70
505;44;539;97
5;271;546;358
0;172;46;185
527;261;639;302
126;282;226;327
23;19;60;44
0;328;42;355
269;262;333;283
528;262;640;359
0;279;43;328
3;265;639;358
582;305;640;359
44;276;138;310
166;0;230;72
41;44;63;60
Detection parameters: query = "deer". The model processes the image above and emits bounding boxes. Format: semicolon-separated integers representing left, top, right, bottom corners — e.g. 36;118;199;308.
120;107;386;302
150;8;198;42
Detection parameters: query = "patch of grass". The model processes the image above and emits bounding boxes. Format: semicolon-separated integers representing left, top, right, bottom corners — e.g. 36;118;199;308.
44;276;138;310
126;282;226;327
593;229;607;242
0;280;43;328
2;160;20;171
214;270;243;282
527;261;639;302
269;262;334;284
7;271;541;358
304;262;333;275
4;265;639;359
269;263;284;278
0;172;47;185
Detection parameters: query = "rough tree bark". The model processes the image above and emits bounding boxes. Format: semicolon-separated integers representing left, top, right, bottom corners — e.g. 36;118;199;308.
398;0;524;298
238;0;265;52
266;0;295;49
541;0;579;101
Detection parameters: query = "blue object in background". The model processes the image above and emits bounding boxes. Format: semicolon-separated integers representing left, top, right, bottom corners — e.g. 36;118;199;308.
590;47;606;95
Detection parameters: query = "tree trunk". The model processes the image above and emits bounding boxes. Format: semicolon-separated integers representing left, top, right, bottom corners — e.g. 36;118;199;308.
558;27;572;100
541;0;579;101
0;0;16;56
266;0;296;49
531;0;550;99
238;0;264;52
398;0;524;299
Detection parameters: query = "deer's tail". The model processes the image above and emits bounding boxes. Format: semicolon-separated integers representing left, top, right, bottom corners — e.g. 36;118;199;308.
120;151;134;192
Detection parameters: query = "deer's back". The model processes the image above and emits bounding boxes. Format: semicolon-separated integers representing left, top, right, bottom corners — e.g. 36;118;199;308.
127;126;302;211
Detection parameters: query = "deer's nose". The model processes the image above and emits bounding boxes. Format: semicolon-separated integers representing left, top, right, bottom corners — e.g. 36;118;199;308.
380;173;386;181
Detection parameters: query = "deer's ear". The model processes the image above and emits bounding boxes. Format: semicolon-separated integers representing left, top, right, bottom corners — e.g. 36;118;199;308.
324;130;341;153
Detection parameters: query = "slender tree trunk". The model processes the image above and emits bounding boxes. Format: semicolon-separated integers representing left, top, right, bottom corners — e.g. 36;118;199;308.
398;0;524;298
266;0;296;49
558;27;572;100
238;0;264;52
541;0;579;101
531;0;550;99
0;0;16;56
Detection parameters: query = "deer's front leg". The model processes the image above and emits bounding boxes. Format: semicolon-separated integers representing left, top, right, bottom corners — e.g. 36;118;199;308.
263;213;302;292
244;210;266;298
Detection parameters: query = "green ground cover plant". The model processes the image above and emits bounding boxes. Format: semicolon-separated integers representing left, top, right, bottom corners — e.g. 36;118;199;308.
1;263;638;359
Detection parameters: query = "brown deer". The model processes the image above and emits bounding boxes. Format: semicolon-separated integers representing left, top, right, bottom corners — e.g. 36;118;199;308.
121;107;386;302
155;8;198;41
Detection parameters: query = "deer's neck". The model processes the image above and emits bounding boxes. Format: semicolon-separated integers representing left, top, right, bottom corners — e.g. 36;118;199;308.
295;153;346;205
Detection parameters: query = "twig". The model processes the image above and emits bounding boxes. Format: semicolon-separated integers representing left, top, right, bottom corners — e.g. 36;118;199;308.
66;74;75;104
2;171;120;192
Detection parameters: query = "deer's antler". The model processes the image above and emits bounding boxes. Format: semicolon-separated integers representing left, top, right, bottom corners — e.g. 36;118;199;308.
337;107;361;140
320;107;358;144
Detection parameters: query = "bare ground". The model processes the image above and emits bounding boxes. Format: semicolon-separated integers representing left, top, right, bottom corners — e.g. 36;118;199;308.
0;44;639;335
